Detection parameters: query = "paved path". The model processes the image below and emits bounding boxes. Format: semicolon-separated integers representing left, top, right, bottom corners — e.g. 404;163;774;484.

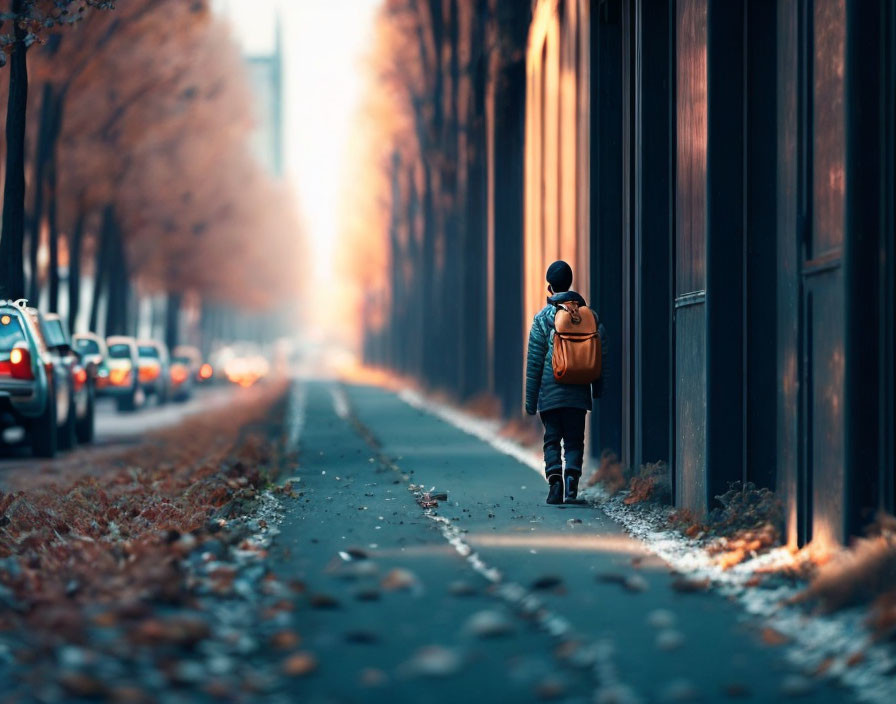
272;381;851;704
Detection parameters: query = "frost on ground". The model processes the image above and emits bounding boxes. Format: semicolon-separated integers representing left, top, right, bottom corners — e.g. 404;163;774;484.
397;387;896;704
581;487;896;704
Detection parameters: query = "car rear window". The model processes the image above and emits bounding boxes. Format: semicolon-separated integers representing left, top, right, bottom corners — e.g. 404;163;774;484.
0;313;26;353
42;320;66;348
108;344;132;359
138;345;160;358
75;338;100;354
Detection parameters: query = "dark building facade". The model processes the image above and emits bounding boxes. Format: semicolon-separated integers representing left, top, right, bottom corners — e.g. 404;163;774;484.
366;0;894;549
523;0;894;547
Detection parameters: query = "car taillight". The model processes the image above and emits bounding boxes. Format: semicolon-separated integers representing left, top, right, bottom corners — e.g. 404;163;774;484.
170;364;189;384
10;346;34;380
74;367;88;389
139;363;160;383
199;363;213;380
109;365;132;386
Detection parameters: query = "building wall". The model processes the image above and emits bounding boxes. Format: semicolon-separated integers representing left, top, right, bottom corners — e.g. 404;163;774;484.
521;0;895;544
673;0;707;513
524;0;590;329
370;0;893;548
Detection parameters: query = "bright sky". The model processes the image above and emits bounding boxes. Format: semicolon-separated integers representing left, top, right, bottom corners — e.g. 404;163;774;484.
215;0;382;286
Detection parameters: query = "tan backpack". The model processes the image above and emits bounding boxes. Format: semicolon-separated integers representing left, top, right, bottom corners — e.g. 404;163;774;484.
552;301;602;384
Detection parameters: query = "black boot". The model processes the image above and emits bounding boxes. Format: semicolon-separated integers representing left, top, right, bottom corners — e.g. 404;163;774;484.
564;471;580;502
546;477;564;504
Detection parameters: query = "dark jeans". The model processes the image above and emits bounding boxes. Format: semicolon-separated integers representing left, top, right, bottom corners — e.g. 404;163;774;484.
540;408;586;481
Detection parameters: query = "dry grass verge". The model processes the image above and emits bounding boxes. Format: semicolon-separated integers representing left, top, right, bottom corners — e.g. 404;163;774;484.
0;381;290;644
587;456;784;570
585;453;671;506
793;517;896;640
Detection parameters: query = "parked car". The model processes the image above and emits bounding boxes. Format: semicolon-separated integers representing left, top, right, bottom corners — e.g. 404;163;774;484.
169;345;202;402
1;300;78;457
73;332;110;393
136;339;170;403
213;344;270;388
105;336;143;412
40;313;95;446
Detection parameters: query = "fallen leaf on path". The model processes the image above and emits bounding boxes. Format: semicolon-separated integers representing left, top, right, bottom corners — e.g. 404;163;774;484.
359;667;388;687
722;682;750;698
402;645;462;677
418;493;439;508
465;610;514;638
381;568;421;593
309;593;341;609
531;575;563;591
355;588;381;601
655;630;685;651
59;672;108;698
813;658;834;676
845;651;865;667
535;676;566;700
448;581;476;597
270;630;301;650
282;652;318;677
344;630;379;644
671;576;711;593
779;675;812;697
597;572;627;585
624;575;648;592
110;686;154;704
647;609;676;629
760;627;791;646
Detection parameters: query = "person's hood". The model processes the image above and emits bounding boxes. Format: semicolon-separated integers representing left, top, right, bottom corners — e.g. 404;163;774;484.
547;290;586;307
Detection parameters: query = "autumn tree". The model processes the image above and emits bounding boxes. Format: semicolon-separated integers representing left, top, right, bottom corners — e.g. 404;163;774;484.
0;0;113;301
342;0;493;396
1;0;303;346
40;0;302;340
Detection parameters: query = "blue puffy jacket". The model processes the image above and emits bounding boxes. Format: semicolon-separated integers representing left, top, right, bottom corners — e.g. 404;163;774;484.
524;291;607;415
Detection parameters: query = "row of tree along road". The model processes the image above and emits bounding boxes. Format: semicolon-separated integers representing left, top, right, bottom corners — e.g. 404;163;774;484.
0;0;303;352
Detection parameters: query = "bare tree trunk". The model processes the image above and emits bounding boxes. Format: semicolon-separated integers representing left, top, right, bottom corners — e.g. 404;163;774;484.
67;206;86;333
165;291;181;350
406;162;423;378
46;96;63;313
0;1;28;301
418;0;443;388
387;151;403;371
105;218;129;336
27;84;56;304
460;0;490;399
440;0;461;392
89;205;114;333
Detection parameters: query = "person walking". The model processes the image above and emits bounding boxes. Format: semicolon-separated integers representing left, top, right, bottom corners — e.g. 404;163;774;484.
525;260;607;504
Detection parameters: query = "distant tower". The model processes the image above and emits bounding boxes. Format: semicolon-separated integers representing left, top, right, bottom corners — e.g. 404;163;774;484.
245;13;284;177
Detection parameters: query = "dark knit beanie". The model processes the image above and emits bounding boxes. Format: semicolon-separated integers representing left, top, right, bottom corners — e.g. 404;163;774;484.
546;260;573;292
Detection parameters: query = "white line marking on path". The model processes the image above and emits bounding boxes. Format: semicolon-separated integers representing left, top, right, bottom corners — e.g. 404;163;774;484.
286;380;307;452
346;385;641;703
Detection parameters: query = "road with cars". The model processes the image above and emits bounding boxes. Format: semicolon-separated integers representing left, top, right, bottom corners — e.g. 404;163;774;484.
0;386;239;491
1;297;275;476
